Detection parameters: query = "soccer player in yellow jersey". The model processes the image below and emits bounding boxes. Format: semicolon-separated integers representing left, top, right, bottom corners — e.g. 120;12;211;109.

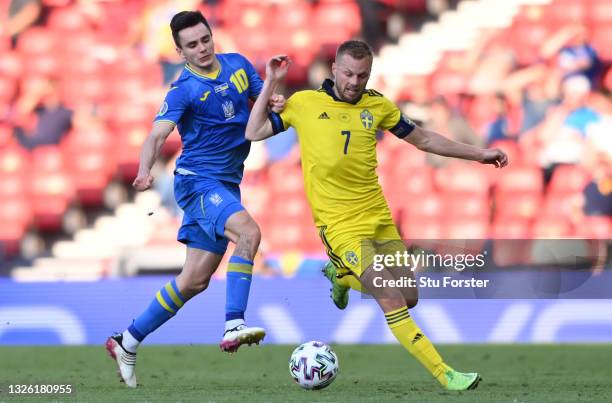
247;41;508;391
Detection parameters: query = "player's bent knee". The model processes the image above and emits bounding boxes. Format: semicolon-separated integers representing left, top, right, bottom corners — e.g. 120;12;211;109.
239;222;261;247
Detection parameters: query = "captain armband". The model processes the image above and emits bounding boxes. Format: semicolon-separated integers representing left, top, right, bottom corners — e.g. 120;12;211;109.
268;112;285;135
389;114;416;138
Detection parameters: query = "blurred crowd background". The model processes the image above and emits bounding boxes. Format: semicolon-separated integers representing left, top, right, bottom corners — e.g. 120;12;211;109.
0;0;610;279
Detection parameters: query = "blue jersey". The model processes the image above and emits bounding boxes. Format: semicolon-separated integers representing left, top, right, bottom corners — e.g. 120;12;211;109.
155;53;263;183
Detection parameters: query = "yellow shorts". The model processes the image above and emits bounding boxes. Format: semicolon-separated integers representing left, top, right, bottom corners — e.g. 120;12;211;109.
318;220;406;278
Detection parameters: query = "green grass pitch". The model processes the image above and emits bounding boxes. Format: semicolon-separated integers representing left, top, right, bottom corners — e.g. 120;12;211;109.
0;345;609;402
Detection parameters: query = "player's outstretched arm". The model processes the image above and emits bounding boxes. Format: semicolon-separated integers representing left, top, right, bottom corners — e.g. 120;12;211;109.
404;126;508;168
245;55;290;141
133;121;175;191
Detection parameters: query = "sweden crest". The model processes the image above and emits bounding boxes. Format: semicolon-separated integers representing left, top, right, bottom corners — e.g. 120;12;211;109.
360;109;373;129
345;251;359;266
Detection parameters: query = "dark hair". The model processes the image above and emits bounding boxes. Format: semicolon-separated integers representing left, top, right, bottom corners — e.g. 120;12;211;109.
336;40;373;60
170;11;212;48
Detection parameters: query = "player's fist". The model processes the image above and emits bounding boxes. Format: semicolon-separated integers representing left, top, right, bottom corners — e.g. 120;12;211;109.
266;55;291;82
133;174;154;191
269;93;286;113
480;148;508;168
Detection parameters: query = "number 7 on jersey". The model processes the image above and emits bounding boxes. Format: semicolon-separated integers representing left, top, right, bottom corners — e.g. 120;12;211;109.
341;130;351;154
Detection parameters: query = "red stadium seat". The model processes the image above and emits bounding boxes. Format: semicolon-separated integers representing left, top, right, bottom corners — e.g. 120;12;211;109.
403;192;442;222
546;0;587;27
29;171;74;231
574;216;611;239
67;149;115;206
16;27;58;56
0;146;30;174
587;0;612;24
31;146;65;173
0;51;22;79
496;166;544;195
491;217;531;239
495;192;543;220
442;192;491;219
444;218;489;239
547;165;592;194
47;7;92;33
0;196;33;228
435;164;490;195
532;215;572;238
400;217;443;240
589;24;612;62
0;173;27;198
268;164;304;197
0;76;17;103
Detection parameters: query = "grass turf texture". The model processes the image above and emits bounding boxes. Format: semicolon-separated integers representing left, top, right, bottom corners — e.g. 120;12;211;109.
0;345;609;402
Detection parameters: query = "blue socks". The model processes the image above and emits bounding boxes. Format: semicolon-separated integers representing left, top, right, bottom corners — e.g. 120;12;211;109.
225;255;253;323
128;279;186;342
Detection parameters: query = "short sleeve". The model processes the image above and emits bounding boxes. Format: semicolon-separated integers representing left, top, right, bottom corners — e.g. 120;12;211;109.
154;84;190;125
379;97;416;138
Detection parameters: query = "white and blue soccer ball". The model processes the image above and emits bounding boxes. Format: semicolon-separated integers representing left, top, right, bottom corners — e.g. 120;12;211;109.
289;341;339;390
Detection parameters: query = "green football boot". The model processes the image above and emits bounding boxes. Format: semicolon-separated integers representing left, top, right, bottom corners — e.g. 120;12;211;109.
321;261;349;310
444;370;482;391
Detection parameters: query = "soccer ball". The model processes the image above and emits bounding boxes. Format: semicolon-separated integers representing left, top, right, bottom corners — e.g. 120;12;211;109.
288;341;339;390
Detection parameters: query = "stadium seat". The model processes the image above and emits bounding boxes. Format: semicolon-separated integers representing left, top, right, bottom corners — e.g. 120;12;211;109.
435;164;490;195
31;146;65;173
442;192;491;219
494;192;542;220
0;173;27;198
47;6;92;33
400;217;442;240
589;24;612;62
16;27;58;56
67;149;114;206
443;218;489;239
574;216;611;239
0;51;22;79
587;0;612;24
403;192;442;222
532;215;572;238
493;219;532;244
0;146;30;174
0;76;17;103
496;166;544;195
547;164;592;194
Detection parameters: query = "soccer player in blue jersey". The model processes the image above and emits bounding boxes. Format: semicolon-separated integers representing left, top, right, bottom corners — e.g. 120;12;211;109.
105;11;285;388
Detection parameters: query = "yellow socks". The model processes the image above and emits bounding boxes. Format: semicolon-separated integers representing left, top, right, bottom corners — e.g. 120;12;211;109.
385;307;451;386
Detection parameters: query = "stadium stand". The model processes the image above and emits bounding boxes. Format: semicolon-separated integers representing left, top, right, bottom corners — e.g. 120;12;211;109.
0;0;610;279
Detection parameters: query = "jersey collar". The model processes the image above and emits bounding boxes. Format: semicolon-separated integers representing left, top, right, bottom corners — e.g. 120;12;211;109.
321;78;364;104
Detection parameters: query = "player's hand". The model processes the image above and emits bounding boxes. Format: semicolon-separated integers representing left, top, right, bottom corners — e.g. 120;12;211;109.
269;93;286;113
480;148;508;168
133;174;154;191
266;55;291;83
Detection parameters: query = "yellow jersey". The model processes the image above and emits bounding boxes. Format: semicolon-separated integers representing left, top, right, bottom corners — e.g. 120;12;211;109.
270;79;416;230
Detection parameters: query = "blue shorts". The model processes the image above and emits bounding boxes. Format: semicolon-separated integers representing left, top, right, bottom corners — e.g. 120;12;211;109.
174;174;244;255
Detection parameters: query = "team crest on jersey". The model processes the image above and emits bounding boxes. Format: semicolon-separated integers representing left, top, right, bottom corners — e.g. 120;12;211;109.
222;101;235;120
360;109;374;129
345;251;359;266
209;192;223;206
157;101;168;117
